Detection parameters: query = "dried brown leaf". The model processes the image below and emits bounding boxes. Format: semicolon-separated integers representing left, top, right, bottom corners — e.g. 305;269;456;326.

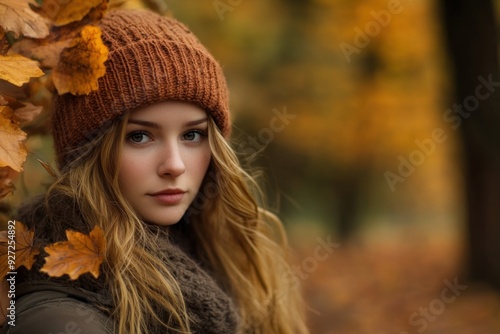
12;102;42;124
40;226;105;280
0;166;17;199
0;0;49;38
10;2;108;69
0;220;40;278
0;110;27;172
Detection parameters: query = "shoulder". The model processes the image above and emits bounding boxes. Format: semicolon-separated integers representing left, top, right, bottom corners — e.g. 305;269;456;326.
2;290;113;334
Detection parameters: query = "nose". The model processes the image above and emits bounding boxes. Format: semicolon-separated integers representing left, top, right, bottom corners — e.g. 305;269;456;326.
157;141;185;177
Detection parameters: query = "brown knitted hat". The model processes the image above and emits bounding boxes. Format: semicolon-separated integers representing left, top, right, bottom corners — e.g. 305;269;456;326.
52;9;230;168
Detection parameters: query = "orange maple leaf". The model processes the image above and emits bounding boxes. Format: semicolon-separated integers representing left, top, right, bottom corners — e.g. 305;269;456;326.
0;220;40;278
0;0;49;38
52;25;108;95
41;226;105;280
0;110;27;172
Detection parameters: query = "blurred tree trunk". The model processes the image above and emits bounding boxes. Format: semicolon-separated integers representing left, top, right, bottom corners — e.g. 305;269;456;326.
440;0;500;288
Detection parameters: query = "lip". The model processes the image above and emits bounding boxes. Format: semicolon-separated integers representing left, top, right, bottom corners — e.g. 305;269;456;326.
148;189;186;205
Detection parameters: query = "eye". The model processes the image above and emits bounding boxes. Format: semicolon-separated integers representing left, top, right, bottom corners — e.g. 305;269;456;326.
126;131;151;144
182;130;206;142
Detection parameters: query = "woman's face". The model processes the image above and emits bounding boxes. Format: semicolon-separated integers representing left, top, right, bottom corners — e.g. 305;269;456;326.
118;101;211;226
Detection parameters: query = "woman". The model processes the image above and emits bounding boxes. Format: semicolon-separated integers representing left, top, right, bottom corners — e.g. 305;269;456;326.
2;8;308;334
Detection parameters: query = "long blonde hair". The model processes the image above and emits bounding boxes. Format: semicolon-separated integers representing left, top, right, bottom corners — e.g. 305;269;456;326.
45;112;309;333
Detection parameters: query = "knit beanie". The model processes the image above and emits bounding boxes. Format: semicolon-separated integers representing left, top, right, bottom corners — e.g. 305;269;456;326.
52;9;230;168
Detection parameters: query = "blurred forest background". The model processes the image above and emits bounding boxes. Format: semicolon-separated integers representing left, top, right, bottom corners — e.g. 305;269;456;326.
3;0;500;333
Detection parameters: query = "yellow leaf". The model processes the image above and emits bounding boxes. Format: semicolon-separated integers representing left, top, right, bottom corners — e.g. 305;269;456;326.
38;0;107;26
0;0;49;38
0;221;40;278
53;25;108;95
40;226;105;280
0;110;27;172
0;54;44;87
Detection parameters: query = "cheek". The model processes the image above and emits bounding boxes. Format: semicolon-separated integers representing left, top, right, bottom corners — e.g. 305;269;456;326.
196;149;212;178
118;151;146;191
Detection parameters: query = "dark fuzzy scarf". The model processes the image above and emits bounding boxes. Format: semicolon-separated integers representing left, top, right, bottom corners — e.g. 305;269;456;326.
14;192;240;333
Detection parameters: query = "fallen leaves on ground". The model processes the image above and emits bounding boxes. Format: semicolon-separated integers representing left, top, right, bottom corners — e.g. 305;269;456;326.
41;226;105;280
291;225;500;334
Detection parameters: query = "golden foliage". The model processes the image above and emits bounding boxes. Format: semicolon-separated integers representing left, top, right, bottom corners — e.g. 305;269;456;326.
37;0;107;26
41;226;105;280
0;54;44;87
0;0;110;201
53;25;108;95
0;108;27;172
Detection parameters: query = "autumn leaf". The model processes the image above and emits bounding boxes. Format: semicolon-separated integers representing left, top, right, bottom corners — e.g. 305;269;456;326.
37;0;107;27
52;25;108;95
0;26;9;55
0;54;44;87
0;0;49;38
0;96;41;124
11;37;72;69
41;226;105;280
11;102;42;124
11;1;108;69
0;110;27;172
0;166;17;199
0;221;40;278
0;81;28;100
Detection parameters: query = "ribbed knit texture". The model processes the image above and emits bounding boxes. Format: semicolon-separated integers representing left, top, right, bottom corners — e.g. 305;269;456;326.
52;9;230;168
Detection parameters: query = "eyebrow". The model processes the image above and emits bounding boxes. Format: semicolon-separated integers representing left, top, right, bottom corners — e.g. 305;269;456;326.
186;118;208;126
127;118;208;128
128;119;160;128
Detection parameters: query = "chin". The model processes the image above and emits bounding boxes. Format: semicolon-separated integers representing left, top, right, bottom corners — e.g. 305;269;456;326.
143;211;186;226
